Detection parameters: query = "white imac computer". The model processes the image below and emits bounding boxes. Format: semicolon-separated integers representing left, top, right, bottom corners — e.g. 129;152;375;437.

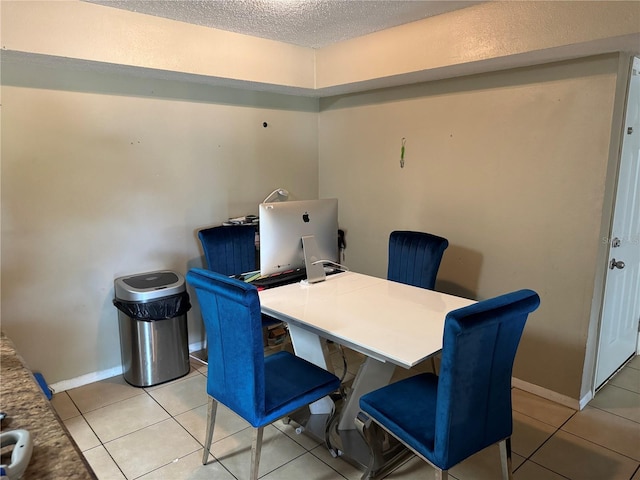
259;199;338;283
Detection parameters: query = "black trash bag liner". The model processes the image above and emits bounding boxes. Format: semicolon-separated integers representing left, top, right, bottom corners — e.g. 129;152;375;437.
113;292;191;321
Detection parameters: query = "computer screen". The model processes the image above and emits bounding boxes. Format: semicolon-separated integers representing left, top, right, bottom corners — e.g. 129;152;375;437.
259;199;338;276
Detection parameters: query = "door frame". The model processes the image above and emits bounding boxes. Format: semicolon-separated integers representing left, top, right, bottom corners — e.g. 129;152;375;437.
582;53;638;409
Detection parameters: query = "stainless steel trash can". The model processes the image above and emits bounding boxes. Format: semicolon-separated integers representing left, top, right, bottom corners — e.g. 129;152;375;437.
114;270;191;387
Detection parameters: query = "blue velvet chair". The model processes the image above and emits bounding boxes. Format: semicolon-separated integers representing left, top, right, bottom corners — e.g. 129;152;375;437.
387;230;449;290
198;224;256;276
186;268;340;480
358;289;540;480
198;224;281;335
388;230;449;373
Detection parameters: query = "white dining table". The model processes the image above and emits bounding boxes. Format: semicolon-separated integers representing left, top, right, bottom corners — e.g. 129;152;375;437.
259;271;475;370
259;270;476;475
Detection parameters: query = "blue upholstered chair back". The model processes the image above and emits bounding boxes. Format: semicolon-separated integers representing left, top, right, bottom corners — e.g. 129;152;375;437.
198;225;256;276
434;289;540;468
186;268;266;425
387;231;449;290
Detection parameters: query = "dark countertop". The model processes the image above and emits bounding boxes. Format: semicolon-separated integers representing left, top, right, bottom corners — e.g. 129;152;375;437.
0;332;97;479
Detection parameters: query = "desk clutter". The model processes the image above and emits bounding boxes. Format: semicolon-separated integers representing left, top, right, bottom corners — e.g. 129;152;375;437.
242;268;307;288
222;214;258;226
266;325;288;346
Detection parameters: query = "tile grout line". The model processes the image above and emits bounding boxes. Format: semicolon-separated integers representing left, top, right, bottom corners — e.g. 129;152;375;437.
78;414;128;479
510;409;577;479
58;391;128;478
58;358;640;479
61;391;129;478
130;371;218;478
517;458;573;479
589;385;640;425
307;447;352;479
558;429;640;465
69;374;206;479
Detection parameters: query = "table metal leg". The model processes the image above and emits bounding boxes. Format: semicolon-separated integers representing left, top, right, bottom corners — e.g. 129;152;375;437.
353;411;413;480
338;357;395;430
286;327;411;479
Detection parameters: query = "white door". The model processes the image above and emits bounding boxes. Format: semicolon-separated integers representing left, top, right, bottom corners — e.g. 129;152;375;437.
595;57;640;389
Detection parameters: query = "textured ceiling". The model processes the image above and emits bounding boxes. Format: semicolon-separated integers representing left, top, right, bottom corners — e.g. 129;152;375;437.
86;0;482;48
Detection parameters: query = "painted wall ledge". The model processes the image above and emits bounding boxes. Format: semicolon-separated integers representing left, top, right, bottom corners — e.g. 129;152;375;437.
1;0;638;97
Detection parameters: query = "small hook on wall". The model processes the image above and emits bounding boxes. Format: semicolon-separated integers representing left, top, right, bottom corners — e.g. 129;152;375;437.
400;138;406;168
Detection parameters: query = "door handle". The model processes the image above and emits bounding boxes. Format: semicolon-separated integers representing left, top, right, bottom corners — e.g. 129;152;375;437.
610;258;625;270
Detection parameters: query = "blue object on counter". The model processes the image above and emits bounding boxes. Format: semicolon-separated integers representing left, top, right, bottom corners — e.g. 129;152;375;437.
33;373;52;400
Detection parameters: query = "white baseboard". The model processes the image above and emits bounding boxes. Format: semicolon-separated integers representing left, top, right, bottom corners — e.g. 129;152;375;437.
189;340;205;353
512;377;582;411
50;365;124;394
50;340;207;393
578;390;594;410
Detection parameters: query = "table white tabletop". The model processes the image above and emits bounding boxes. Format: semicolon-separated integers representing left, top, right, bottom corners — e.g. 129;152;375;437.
259;271;476;369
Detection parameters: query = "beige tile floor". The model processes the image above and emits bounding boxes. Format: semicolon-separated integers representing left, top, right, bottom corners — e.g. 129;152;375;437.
52;350;640;480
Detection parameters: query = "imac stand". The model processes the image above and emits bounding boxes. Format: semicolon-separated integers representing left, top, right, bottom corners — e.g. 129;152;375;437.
302;235;326;283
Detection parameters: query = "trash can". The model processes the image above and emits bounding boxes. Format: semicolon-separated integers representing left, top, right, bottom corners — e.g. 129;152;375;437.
113;270;191;387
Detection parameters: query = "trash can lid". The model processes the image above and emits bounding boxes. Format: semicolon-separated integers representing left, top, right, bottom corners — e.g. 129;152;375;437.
114;270;186;302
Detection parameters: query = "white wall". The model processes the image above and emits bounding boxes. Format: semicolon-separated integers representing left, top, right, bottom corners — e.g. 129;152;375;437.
1;59;319;384
318;55;619;400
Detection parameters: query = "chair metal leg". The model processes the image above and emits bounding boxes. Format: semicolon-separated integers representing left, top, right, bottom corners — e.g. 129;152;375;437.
250;427;264;480
202;397;218;465
499;438;513;480
435;468;448;480
354;412;414;480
